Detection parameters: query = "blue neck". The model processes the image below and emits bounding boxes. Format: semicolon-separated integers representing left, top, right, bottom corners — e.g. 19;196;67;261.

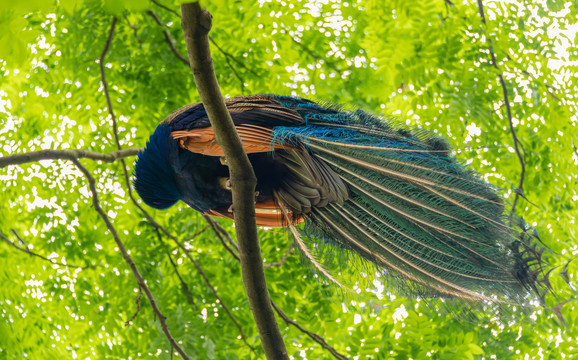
133;123;181;209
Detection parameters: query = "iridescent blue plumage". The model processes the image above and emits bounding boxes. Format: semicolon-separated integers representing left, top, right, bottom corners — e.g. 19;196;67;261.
134;123;181;209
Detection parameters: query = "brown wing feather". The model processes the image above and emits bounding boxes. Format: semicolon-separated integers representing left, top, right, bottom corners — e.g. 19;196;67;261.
205;207;305;227
172;125;296;156
274;149;349;215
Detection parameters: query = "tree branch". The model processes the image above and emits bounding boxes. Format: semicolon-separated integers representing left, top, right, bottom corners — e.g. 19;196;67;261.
209;37;261;78
170;233;254;350
290;36;339;72
125;286;143;326
264;243;293;269
147;10;190;65
202;220;347;359
200;220;345;358
203;215;239;252
271;301;347;360
203;215;240;261
95;14;251;349
72;159;190;360
147;2;258;91
123;14;143;45
151;0;181;18
0;148;140;168
180;3;288;358
476;0;526;216
114;152;253;348
501;51;561;102
99;17;122;151
0;231;86;269
166;252;196;305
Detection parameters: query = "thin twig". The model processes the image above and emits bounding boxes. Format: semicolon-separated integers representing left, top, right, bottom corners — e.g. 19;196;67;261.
207;224;349;359
125;286;144;326
212;227;240;261
502;52;560;101
224;51;246;94
476;0;526;216
72;159;190;360
264;243;293;268
0;231;85;269
203;215;240;261
151;0;181;18
271;301;348;360
184;225;210;243
167;252;195;305
99;17;121;151
172;234;254;350
147;10;190;65
137;216;253;349
209;38;260;78
147;2;258;86
202;215;239;252
150;0;261;81
123;14;143;44
10;229;26;246
0;148;140;168
147;8;249;90
290;36;338;71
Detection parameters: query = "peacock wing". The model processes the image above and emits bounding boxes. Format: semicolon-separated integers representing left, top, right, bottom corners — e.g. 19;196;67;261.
164;94;304;131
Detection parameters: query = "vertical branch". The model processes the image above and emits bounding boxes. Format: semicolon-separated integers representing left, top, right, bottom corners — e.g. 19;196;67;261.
99;17;121;151
179;3;288;359
476;0;526;215
72;159;191;360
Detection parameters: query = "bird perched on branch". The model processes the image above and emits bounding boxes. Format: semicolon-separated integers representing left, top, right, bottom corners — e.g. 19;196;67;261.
134;94;547;304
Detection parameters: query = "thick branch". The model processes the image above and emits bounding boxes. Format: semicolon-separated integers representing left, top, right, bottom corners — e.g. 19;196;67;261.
180;3;288;358
476;0;526;216
72;159;190;360
203;219;346;359
0;148;140;168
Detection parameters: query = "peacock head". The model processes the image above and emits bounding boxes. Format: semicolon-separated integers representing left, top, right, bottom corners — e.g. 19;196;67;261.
133;123;182;209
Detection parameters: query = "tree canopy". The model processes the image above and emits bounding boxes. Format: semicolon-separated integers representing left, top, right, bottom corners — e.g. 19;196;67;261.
1;0;577;359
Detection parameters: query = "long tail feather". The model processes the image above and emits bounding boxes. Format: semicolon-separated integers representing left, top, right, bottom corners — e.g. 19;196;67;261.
270;102;544;303
276;195;344;288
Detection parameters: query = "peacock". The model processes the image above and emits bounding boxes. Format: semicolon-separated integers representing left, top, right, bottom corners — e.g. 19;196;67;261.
134;94;546;304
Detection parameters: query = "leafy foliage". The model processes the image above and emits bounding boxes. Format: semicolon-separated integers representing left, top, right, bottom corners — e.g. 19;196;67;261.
1;0;576;359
